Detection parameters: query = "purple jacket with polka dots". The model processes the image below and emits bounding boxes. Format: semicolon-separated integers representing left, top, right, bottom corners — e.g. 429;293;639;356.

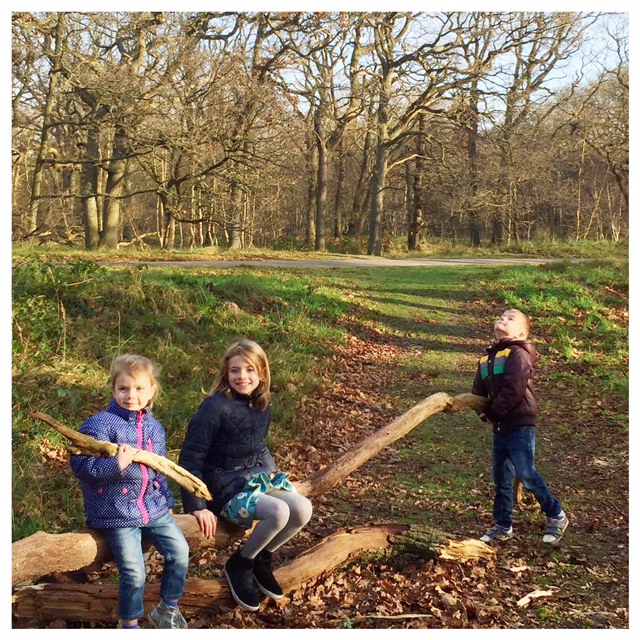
70;399;175;529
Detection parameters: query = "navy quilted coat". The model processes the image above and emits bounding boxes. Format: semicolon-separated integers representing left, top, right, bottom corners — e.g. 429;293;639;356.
178;390;277;515
70;400;175;529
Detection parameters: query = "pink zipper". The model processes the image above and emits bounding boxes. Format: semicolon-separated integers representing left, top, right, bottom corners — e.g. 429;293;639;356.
135;411;150;525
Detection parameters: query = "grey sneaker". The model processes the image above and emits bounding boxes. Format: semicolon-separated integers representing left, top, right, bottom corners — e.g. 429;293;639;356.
479;524;514;542
543;513;569;544
147;601;188;629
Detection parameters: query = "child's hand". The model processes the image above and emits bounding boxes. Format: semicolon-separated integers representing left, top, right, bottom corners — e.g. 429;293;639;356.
193;509;217;538
117;443;138;471
478;413;488;422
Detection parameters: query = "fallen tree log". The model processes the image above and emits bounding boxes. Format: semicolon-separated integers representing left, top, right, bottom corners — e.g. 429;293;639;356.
14;393;489;587
12;524;494;624
11;515;244;587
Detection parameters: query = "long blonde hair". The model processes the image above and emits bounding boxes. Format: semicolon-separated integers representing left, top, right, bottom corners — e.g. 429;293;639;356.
208;339;271;410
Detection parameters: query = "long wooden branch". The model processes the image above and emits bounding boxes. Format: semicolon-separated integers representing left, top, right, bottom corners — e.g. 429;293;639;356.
14;393;489;587
295;392;487;497
29;411;212;501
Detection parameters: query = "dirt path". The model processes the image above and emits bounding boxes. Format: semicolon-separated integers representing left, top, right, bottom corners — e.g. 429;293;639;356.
106;257;570;269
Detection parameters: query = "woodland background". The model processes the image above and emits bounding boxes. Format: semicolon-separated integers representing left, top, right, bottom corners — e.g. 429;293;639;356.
12;11;628;255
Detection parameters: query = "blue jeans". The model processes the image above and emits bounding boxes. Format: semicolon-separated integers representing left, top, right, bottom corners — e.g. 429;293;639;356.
102;512;189;621
492;426;562;529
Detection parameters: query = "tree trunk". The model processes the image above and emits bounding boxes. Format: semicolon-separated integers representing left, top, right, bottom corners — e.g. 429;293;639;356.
368;60;392;256
12;523;494;623
367;142;388;256
228;176;243;249
314;107;328;252
347;101;375;238
79;122;103;248
159;192;176;250
407;114;426;251
304;131;317;248
466;88;482;246
333;137;346;238
27;15;65;236
100;127;128;249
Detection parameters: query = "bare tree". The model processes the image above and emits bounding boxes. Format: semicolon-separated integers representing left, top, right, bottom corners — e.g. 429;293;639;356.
11;11;627;251
486;12;597;244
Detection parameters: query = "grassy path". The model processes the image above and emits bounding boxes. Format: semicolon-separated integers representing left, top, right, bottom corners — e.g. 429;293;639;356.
184;265;627;629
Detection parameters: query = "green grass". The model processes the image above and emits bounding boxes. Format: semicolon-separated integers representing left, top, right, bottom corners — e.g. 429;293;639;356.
12;238;628;263
11;260;351;539
481;259;628;401
11;256;628;544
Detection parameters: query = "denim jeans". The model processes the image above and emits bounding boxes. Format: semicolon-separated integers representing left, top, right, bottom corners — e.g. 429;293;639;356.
102;511;189;621
492;426;562;529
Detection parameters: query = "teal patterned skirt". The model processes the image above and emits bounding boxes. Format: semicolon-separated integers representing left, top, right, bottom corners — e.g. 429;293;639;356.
220;471;296;528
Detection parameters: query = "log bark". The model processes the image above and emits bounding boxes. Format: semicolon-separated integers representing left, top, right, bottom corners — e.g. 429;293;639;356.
11;515;244;587
12;524;494;624
15;393;489;587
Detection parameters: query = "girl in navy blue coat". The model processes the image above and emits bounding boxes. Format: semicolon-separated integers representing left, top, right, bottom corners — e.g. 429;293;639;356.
179;339;313;612
70;354;189;629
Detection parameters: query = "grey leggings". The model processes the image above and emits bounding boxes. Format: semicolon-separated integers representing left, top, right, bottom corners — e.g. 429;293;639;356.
239;489;313;559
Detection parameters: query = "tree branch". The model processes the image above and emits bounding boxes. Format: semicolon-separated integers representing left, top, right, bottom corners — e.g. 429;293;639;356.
28;411;212;501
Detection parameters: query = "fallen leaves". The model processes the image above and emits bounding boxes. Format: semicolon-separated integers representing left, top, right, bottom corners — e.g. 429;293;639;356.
516;588;557;608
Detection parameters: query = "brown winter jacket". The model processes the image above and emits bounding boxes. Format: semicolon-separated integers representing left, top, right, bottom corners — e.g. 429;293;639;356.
471;338;538;433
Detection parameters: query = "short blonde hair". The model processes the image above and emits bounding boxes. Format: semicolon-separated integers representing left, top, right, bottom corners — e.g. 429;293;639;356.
504;308;531;339
110;354;160;402
208;339;271;410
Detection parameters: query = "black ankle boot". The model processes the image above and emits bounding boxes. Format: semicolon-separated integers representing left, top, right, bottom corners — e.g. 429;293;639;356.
253;549;284;600
224;550;262;611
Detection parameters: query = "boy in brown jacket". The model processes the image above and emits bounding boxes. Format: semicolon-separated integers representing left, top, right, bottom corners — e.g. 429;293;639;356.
472;309;568;544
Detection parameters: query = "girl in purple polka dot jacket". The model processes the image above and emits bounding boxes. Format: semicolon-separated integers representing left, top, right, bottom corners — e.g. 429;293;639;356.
70;354;189;629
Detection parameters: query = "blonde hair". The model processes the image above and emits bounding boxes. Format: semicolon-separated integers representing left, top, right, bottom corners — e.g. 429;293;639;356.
208;339;271;410
110;354;160;404
504;308;531;339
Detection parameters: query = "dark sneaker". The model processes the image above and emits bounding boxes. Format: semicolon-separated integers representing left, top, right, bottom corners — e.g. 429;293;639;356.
147;601;187;629
224;550;262;612
543;513;569;544
479;524;514;543
253;549;284;600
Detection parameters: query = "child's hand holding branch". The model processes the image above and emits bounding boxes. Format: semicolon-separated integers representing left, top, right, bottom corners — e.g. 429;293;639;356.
117;443;138;471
